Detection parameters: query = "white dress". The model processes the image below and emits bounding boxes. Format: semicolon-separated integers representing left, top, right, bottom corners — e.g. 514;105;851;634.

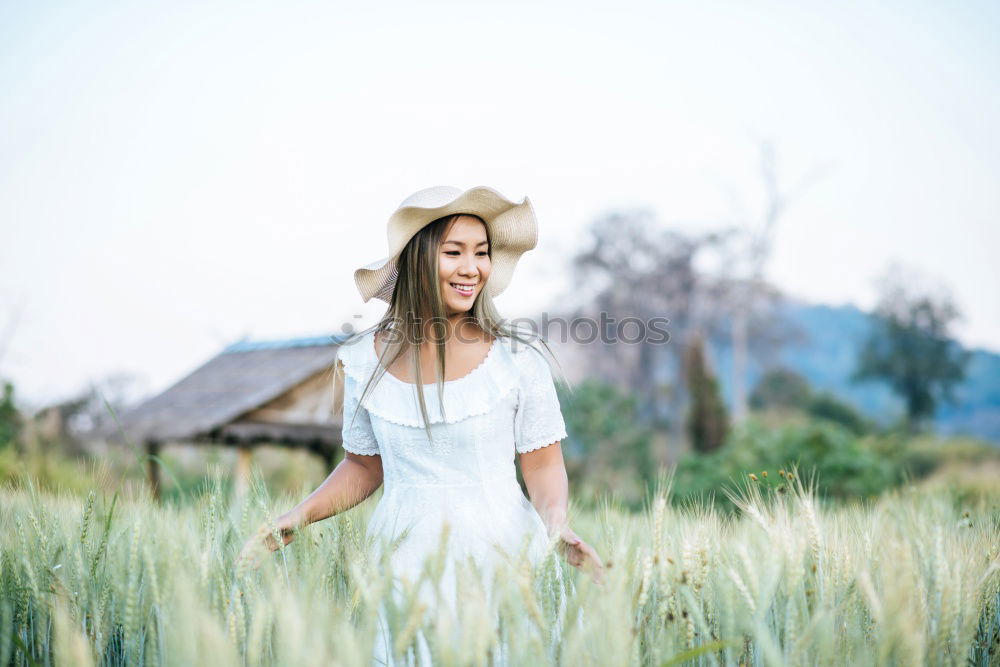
336;329;573;666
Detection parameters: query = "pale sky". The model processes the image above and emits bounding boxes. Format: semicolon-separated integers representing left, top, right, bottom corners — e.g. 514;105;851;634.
2;0;998;410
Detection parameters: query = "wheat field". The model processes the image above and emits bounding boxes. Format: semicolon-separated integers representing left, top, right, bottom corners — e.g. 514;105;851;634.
1;465;998;666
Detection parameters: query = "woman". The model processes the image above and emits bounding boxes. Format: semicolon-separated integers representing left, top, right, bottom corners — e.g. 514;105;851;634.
238;185;604;665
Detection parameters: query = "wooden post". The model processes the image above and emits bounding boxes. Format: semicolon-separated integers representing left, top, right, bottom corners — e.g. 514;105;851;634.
235;445;253;499
146;440;161;502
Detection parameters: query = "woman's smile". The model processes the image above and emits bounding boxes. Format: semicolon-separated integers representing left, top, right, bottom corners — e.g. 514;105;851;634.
449;282;476;297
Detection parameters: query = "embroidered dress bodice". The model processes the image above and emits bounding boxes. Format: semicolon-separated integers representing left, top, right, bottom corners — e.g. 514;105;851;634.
336;329;571;666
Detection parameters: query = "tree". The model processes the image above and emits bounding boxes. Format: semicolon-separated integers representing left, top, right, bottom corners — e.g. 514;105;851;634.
852;265;970;432
0;299;25;447
684;331;729;452
0;380;19;447
566;208;714;422
709;139;832;424
558;205;799;462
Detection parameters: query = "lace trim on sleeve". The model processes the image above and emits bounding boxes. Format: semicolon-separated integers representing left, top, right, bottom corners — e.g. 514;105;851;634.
338;341;380;455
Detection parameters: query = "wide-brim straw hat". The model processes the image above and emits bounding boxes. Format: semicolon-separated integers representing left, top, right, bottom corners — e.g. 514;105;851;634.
354;185;538;304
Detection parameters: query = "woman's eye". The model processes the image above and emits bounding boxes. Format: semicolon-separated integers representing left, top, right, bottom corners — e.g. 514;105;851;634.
444;251;460;256
477;251;489;256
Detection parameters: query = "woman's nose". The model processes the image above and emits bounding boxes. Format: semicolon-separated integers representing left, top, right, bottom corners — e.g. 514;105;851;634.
458;256;478;277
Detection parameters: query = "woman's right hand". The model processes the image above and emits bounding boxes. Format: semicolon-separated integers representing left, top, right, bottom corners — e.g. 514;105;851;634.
556;526;606;586
235;510;306;573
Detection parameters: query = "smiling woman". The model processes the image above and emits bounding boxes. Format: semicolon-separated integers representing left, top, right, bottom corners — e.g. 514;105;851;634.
237;185;603;666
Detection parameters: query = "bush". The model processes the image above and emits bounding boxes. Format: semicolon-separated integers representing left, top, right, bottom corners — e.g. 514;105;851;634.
807;392;874;435
750;368;876;436
672;418;918;508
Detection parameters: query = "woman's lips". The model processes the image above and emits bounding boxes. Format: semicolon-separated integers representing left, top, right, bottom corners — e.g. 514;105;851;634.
450;282;475;296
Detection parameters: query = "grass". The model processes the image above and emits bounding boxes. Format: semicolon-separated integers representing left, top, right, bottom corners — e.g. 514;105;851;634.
1;463;998;666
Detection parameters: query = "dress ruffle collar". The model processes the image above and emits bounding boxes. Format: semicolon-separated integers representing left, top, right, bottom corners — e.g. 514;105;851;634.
337;330;525;428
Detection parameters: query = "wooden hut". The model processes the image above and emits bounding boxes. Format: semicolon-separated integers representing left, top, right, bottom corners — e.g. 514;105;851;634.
105;333;352;500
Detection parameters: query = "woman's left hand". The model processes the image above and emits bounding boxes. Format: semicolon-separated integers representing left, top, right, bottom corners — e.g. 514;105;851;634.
557;526;606;585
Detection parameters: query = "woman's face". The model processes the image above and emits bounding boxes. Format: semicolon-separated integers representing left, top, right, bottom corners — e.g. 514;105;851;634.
438;215;491;316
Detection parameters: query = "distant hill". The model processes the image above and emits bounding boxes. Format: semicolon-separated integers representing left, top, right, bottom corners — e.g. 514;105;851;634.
706;299;1000;444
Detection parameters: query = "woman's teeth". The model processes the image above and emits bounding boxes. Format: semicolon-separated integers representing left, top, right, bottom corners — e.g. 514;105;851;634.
450;283;475;296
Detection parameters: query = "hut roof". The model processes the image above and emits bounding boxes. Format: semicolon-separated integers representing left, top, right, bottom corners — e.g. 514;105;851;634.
105;333;351;444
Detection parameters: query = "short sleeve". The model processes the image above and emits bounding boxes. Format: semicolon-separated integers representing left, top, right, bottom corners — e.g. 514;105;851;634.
514;345;569;454
340;364;381;456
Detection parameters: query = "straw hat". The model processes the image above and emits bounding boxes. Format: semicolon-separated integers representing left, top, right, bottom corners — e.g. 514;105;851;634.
354;185;538;304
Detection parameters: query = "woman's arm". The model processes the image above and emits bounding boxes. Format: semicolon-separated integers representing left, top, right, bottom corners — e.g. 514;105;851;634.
519;441;570;536
238;452;383;563
519;441;605;583
293;452;384;525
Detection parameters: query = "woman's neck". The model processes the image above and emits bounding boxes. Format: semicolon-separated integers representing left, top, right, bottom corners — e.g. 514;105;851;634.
425;314;482;344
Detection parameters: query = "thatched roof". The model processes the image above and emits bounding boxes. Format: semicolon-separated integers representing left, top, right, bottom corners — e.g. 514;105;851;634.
104;334;349;447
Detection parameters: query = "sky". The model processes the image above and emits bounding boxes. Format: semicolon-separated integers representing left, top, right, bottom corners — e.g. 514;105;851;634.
1;0;998;410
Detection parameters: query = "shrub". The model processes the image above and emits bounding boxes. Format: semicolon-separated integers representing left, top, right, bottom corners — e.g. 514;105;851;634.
672;418;917;508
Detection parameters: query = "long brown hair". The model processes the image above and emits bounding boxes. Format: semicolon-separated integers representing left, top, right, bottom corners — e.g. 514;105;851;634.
338;213;564;443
